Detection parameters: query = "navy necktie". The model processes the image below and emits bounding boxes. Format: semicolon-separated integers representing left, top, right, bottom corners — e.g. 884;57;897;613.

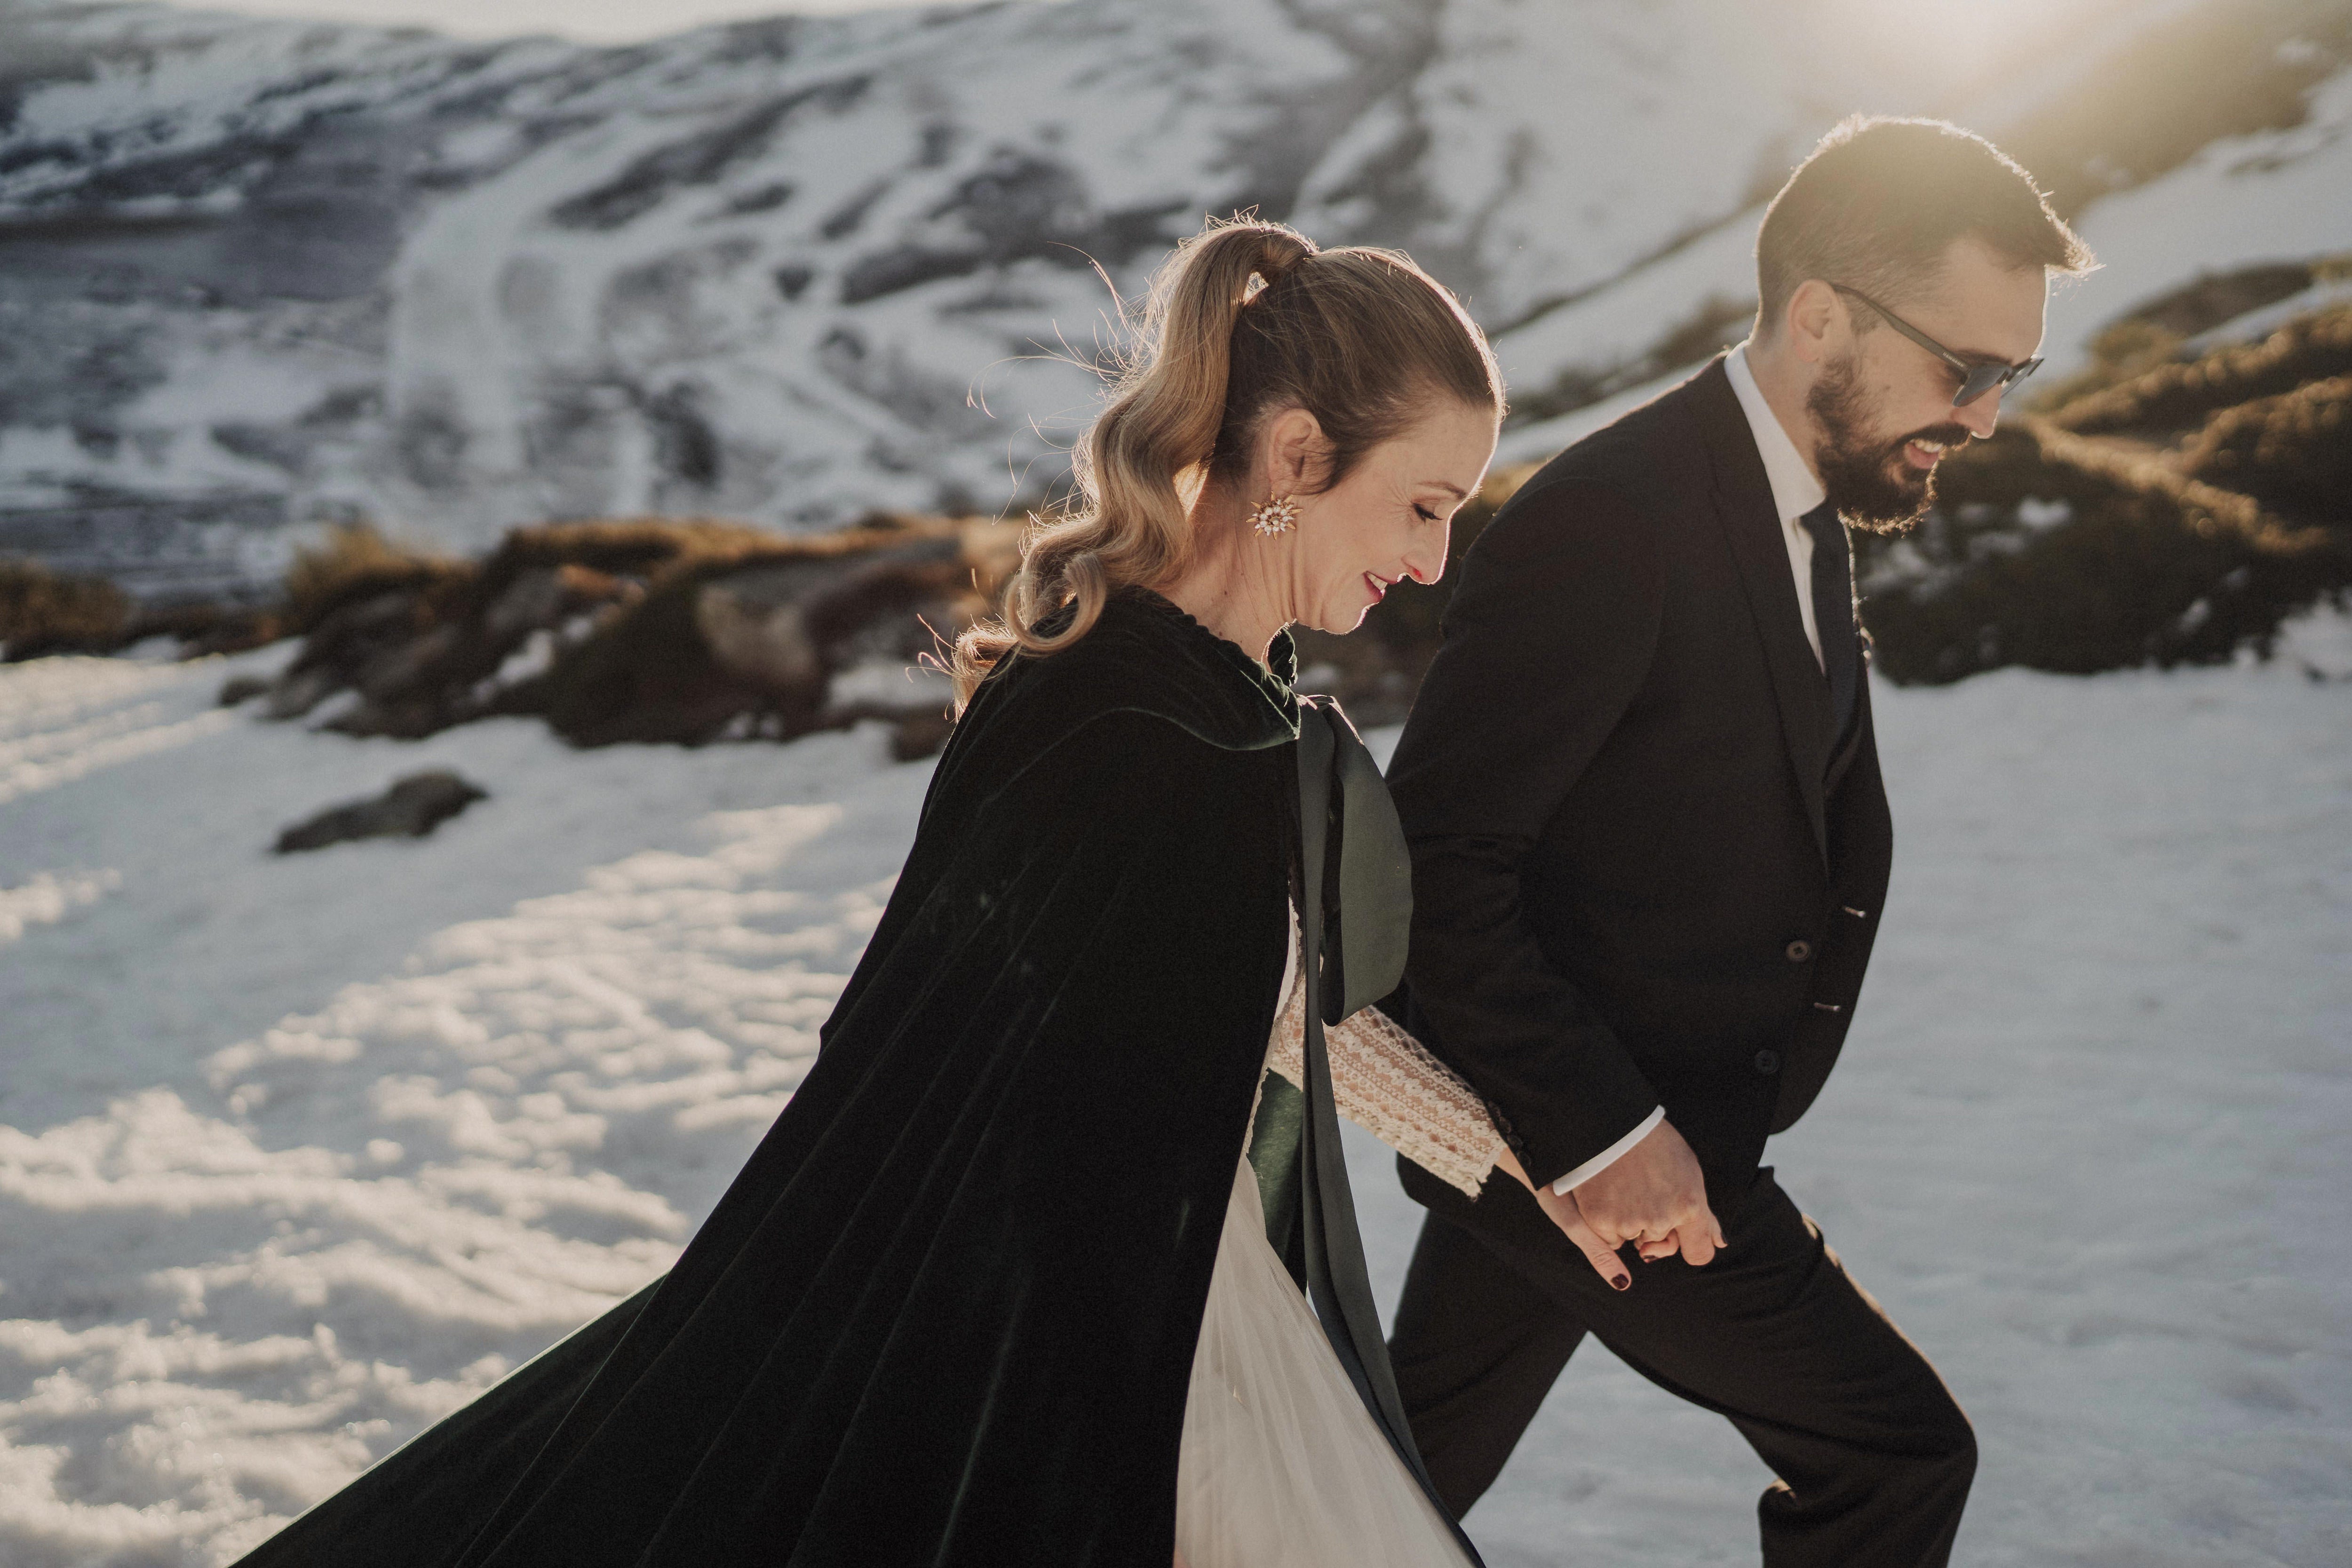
1799;501;1859;756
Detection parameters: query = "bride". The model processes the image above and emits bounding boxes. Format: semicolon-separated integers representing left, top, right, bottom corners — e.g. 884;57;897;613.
237;218;1621;1568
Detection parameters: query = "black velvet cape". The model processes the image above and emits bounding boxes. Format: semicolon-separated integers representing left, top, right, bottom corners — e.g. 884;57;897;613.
237;590;1312;1567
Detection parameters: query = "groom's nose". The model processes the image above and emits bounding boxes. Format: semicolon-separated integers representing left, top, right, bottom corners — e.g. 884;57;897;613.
1955;384;2004;439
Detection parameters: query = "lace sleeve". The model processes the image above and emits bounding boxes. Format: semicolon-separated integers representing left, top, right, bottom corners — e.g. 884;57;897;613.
1267;981;1505;1198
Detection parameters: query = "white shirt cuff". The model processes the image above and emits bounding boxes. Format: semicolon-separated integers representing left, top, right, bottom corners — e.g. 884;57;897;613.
1550;1106;1665;1195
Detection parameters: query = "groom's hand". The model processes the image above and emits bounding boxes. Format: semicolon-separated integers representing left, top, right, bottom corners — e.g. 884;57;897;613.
1570;1118;1726;1268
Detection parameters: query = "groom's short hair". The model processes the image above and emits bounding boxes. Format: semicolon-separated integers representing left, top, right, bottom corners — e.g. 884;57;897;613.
1755;116;2092;332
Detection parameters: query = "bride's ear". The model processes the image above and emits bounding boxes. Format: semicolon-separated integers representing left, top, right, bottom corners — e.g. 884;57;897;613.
1259;406;1330;493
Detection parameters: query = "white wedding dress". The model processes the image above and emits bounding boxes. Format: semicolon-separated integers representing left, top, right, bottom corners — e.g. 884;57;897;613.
1174;930;1506;1568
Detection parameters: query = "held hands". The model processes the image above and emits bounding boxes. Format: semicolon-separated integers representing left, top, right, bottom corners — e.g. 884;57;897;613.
1498;1118;1726;1291
1572;1117;1725;1269
1494;1148;1629;1290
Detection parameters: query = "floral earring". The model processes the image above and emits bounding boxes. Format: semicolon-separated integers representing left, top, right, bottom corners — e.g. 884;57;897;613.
1248;494;1300;537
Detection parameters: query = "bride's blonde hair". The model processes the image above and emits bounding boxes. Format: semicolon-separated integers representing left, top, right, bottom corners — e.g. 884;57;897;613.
950;217;1502;709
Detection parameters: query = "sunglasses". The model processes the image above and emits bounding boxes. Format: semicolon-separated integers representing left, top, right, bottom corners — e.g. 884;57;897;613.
1829;284;2042;407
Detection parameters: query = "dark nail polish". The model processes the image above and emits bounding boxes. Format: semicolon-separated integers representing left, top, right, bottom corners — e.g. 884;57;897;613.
1611;1274;1629;1291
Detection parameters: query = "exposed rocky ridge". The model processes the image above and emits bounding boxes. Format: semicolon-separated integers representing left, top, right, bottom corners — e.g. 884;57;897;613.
206;510;1003;756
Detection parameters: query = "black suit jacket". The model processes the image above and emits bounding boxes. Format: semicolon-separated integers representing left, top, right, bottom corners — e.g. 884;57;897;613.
1388;358;1892;1207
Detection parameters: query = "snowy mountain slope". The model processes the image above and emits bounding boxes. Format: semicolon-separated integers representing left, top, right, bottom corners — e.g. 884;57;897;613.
2038;62;2352;378
1491;41;2352;464
0;0;2344;596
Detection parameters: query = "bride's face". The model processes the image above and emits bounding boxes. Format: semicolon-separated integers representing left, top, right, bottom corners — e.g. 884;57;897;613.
1277;399;1498;636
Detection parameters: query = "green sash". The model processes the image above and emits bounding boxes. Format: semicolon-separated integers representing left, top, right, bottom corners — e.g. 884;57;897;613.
1255;696;1483;1567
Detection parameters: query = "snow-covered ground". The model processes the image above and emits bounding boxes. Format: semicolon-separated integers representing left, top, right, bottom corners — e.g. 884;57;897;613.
1;618;2348;1566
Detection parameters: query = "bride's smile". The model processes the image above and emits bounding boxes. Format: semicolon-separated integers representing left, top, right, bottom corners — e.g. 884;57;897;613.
1161;397;1497;658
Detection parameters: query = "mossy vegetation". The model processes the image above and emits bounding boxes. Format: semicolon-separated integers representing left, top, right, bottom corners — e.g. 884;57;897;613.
2047;297;2352;435
282;525;466;635
0;557;133;660
0;556;282;662
2180;374;2351;520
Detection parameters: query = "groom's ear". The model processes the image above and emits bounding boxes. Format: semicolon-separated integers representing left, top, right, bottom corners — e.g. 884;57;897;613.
1783;278;1843;367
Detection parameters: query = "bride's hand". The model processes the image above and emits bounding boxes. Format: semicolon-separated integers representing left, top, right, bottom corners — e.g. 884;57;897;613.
1494;1149;1631;1292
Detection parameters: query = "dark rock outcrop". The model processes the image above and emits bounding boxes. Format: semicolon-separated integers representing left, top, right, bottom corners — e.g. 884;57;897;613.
217;673;272;706
531;520;982;748
273;771;488;853
248;512;1008;759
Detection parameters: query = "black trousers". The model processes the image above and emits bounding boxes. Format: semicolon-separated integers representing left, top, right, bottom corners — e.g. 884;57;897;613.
1389;1164;1975;1568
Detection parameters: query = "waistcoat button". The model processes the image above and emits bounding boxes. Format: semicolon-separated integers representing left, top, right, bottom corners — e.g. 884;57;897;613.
1785;939;1813;963
1754;1049;1782;1075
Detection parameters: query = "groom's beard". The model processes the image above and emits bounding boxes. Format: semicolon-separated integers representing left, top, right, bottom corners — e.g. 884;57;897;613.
1805;354;1971;535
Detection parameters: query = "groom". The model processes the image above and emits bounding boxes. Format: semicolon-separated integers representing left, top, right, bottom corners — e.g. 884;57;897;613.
1384;117;2091;1565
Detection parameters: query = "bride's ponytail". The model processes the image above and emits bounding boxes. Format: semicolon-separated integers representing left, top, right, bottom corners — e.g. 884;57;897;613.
951;216;1497;710
953;221;1309;702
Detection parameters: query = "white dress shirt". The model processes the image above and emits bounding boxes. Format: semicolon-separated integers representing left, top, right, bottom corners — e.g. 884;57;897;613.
1724;342;1831;673
1551;344;1829;1196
